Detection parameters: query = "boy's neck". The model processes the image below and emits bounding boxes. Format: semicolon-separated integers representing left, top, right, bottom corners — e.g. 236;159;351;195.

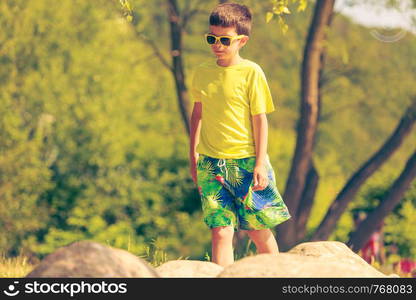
216;54;244;67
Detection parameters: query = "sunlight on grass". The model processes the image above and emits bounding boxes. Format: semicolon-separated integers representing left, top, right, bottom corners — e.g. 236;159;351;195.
139;245;170;268
137;240;190;268
0;254;36;278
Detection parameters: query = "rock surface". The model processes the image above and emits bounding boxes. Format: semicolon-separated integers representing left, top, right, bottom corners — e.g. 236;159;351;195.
25;240;398;278
218;241;395;278
26;240;159;278
289;241;374;267
156;260;224;277
289;241;360;257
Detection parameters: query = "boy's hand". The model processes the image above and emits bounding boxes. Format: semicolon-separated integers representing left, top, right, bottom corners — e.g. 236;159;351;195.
189;152;199;185
252;164;268;191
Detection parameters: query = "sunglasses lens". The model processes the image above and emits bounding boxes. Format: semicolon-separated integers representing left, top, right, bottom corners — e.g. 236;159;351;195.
220;37;231;46
206;35;216;44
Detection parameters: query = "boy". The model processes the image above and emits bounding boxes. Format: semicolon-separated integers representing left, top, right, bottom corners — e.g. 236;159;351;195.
189;2;291;267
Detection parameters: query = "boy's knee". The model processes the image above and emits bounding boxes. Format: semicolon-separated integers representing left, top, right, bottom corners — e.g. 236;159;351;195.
211;226;234;240
246;228;272;240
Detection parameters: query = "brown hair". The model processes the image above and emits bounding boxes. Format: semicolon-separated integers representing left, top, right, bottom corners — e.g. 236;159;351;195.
209;3;252;36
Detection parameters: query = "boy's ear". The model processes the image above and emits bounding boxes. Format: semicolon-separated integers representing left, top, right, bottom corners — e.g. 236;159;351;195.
240;36;249;47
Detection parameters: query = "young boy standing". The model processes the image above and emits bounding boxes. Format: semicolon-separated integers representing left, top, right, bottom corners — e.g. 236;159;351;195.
189;3;291;267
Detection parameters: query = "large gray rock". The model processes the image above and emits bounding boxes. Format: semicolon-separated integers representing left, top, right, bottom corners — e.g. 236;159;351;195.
289;241;371;266
218;241;395;278
156;260;223;278
26;240;159;278
289;241;352;256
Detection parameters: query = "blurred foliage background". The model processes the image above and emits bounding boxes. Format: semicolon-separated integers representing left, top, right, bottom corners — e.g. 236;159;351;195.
0;0;415;264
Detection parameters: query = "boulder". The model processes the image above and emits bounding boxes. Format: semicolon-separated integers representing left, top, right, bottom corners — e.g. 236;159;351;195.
26;240;159;278
289;241;371;266
218;241;395;278
156;260;223;278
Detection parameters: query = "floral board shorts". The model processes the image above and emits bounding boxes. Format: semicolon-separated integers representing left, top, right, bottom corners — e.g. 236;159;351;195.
196;153;291;231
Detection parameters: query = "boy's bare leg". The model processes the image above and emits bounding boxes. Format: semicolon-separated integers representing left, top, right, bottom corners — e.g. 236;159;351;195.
211;226;235;267
246;229;279;254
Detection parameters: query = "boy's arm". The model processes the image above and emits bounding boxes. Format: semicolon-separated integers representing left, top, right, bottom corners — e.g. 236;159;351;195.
189;102;202;157
252;113;268;167
189;102;202;185
251;113;269;191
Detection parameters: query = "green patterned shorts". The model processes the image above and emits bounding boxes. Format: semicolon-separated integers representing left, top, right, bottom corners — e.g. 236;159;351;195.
196;154;291;231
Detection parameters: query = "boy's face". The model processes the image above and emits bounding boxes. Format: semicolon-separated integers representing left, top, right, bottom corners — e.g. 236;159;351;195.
208;25;249;60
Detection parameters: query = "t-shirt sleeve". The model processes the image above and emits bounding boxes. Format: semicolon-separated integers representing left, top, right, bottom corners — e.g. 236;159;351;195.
190;68;202;103
247;67;275;115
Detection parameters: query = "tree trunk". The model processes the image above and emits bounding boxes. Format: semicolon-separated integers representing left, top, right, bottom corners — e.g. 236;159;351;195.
167;0;191;135
276;0;335;251
295;161;319;241
293;5;335;243
312;100;416;241
347;150;416;252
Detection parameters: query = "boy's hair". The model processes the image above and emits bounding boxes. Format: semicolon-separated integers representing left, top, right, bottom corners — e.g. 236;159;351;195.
209;3;252;36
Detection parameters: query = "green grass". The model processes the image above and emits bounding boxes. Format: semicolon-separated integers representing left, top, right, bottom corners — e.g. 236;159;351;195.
369;259;413;278
0;254;35;278
139;245;171;268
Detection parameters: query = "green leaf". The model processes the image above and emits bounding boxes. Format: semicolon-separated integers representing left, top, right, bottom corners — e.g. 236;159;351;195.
297;0;308;12
266;12;274;23
125;1;132;11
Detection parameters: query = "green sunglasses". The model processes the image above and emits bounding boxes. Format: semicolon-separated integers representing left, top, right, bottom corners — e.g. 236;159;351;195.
205;33;246;46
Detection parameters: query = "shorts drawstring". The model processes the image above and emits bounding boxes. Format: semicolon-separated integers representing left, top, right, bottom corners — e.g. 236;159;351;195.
217;159;228;181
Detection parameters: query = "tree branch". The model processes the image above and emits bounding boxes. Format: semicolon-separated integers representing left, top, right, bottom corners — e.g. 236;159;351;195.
347;150;416;252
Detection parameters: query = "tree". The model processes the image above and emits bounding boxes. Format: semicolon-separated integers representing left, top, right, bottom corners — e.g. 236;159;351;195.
312;100;416;242
348;150;416;251
275;0;336;251
0;0;211;259
115;0;209;135
270;0;416;251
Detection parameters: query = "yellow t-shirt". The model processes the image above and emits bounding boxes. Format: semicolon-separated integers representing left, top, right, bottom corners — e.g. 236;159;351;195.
190;58;275;159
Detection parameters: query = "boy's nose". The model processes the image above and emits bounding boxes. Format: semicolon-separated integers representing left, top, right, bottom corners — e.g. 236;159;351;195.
212;43;224;50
